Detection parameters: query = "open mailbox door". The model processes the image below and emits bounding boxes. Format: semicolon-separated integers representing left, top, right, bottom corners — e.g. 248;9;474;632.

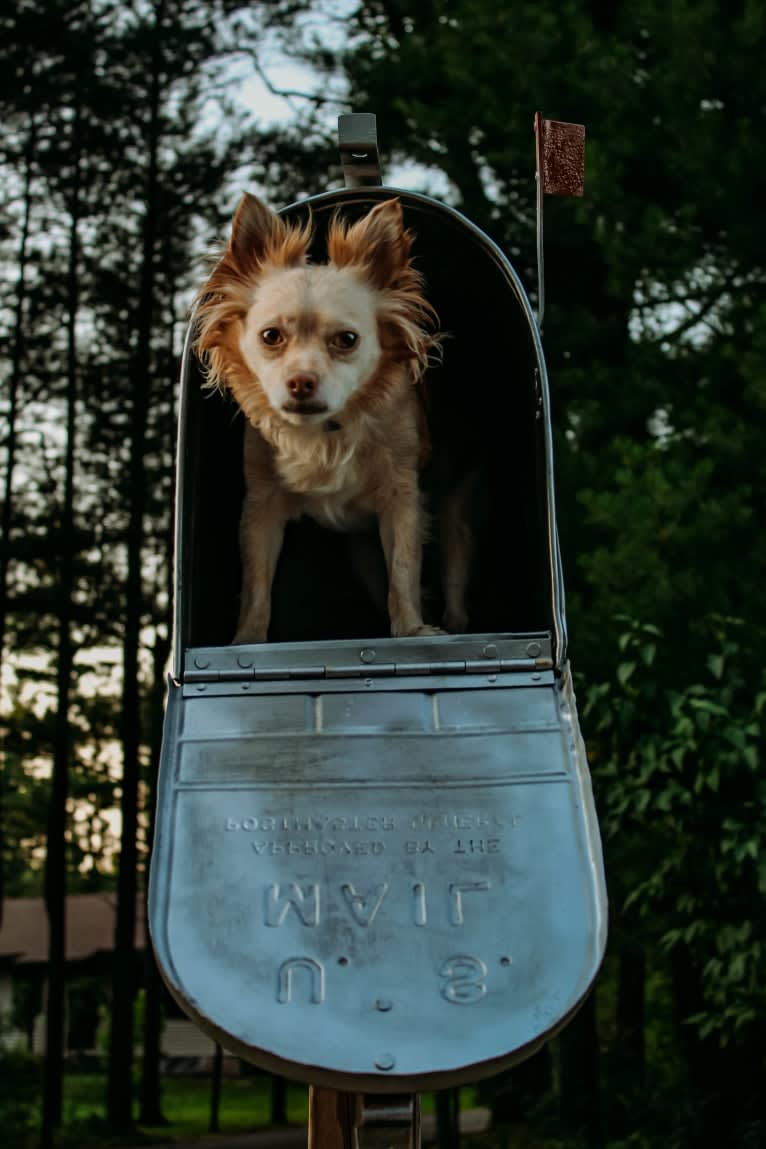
149;129;607;1094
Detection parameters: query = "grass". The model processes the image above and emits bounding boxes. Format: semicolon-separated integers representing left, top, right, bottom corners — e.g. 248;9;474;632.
60;1071;308;1143
59;1072;480;1146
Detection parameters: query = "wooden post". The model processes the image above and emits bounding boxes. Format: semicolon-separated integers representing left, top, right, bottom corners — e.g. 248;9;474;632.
308;1087;358;1149
308;1087;420;1148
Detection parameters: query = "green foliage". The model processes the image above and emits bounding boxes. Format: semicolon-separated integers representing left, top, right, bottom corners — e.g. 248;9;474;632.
0;1036;42;1146
584;615;766;1050
94;988;149;1059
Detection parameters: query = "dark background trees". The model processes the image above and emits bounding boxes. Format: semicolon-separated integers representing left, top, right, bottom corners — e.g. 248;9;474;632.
1;1;765;1146
320;3;766;1145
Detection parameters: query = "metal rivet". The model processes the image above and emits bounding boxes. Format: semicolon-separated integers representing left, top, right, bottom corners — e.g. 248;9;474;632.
194;656;210;669
375;998;393;1012
482;644;498;659
488;675;497;684
241;683;251;691
195;684;207;692
364;678;373;687
526;641;542;657
375;1053;395;1071
360;648;376;664
237;654;253;668
532;672;541;681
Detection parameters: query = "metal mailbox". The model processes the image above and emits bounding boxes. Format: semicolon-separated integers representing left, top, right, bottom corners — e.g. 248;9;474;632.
149;128;607;1096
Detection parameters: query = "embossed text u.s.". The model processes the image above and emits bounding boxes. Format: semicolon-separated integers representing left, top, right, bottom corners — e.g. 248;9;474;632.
439;955;488;1004
277;957;325;1004
275;954;492;1006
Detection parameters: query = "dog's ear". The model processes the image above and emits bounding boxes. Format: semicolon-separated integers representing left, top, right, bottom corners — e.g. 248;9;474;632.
228;194;311;271
328;199;412;289
229;194;278;270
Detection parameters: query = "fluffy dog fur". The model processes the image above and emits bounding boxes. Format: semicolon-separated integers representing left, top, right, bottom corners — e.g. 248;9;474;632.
195;193;446;644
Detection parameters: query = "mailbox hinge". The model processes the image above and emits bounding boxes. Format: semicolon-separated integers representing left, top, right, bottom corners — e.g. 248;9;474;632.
184;656;553;685
183;634;553;686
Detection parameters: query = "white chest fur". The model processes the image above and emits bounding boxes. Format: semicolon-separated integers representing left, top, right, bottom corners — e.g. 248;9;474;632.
269;423;376;529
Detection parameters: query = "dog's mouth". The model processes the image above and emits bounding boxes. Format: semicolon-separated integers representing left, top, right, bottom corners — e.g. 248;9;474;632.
282;399;329;417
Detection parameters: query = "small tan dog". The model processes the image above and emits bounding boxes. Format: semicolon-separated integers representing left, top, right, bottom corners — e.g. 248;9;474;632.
195;193;445;644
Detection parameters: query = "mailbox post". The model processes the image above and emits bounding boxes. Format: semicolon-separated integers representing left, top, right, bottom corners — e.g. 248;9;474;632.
308;1089;419;1149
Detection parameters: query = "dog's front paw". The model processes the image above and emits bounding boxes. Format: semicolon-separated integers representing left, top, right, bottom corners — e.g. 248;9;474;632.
392;622;447;638
442;607;469;634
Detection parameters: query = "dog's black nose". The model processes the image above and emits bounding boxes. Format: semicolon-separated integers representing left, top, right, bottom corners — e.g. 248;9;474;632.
286;372;319;399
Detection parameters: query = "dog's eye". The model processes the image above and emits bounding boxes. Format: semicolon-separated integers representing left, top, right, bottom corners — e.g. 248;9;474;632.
261;327;284;347
331;331;358;351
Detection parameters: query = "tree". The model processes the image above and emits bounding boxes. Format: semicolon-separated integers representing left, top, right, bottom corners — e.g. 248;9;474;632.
318;2;766;1144
1;0;334;1140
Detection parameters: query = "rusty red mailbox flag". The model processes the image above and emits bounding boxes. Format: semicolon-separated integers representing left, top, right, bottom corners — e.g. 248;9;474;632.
534;113;586;197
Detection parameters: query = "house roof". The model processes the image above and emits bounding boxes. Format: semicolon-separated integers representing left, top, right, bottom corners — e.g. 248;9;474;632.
0;893;147;965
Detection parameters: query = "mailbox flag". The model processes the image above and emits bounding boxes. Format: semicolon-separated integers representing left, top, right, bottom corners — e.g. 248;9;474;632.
534;113;585;197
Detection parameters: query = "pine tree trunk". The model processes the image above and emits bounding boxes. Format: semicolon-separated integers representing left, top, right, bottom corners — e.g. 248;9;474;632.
209;1043;223;1133
0;114;36;927
558;990;603;1146
616;939;645;1087
139;631;171;1125
489;1046;553;1125
670;948;732;1142
270;1076;288;1125
435;1088;460;1149
107;0;165;1127
139;232;178;1128
40;96;83;1149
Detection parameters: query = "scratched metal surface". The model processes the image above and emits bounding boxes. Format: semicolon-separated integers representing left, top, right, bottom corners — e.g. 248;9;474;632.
149;665;606;1092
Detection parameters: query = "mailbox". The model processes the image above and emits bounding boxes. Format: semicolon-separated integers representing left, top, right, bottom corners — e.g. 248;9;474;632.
149;117;606;1099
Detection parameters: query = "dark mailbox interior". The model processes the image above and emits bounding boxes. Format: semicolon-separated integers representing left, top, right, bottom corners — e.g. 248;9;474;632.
178;190;553;650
